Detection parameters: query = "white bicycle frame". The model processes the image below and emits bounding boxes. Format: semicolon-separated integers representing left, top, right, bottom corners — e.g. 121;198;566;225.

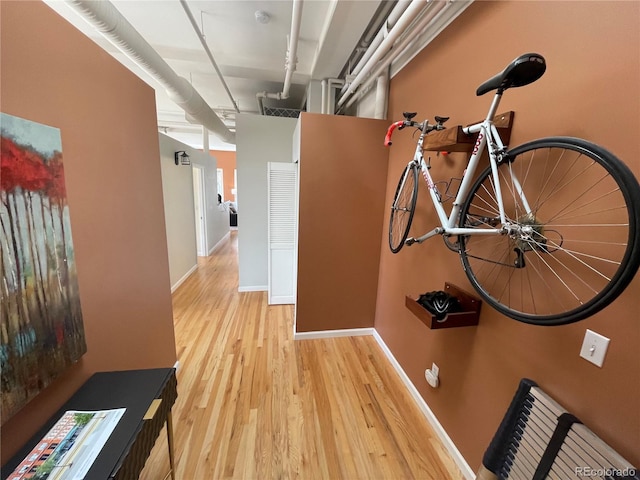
406;91;531;245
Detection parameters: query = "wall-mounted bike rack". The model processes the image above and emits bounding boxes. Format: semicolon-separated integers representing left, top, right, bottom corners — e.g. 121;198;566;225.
405;282;482;329
422;111;514;152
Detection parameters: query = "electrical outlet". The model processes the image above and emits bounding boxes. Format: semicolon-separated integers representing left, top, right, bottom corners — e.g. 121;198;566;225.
425;363;439;388
579;329;610;367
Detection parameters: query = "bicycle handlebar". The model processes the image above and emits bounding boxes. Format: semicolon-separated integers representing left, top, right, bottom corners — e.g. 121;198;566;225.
384;121;405;146
384;116;448;146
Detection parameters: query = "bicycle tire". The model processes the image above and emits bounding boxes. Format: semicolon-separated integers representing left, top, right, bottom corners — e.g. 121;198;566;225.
458;137;640;325
389;162;419;253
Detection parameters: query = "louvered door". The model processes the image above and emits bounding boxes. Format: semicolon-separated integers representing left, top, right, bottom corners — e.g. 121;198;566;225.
267;162;298;304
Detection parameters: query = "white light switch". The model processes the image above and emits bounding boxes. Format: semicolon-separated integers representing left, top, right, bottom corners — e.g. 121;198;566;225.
579;329;610;367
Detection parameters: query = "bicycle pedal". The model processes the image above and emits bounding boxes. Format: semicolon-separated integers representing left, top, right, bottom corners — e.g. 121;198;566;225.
405;237;416;246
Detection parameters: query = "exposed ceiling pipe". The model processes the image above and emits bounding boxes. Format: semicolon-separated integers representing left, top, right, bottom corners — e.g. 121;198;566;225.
342;0;449;111
321;79;327;114
324;78;344;115
256;0;303;106
282;0;303;99
340;0;412;95
374;70;389;120
179;0;240;113
65;0;235;144
337;0;429;109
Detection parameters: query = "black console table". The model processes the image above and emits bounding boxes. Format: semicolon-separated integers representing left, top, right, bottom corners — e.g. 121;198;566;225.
2;368;178;480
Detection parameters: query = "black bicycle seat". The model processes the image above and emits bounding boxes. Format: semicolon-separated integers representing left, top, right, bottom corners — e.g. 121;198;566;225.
476;53;546;96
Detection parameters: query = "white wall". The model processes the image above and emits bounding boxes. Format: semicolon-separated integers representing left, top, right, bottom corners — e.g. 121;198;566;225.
236;114;297;291
159;133;229;291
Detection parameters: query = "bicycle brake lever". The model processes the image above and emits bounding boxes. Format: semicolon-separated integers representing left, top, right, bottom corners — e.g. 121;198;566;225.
434;116;449;130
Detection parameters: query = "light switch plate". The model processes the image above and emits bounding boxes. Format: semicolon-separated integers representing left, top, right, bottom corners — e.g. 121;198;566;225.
579;329;610;367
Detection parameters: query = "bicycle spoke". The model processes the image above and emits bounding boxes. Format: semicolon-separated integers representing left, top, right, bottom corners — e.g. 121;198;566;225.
459;138;640;324
389;164;418;253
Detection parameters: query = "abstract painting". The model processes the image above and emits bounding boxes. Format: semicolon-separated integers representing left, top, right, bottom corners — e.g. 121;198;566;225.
1;113;86;423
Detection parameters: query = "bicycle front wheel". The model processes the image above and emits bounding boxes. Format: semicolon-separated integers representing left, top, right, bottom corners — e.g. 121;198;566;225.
459;137;640;325
389;162;418;253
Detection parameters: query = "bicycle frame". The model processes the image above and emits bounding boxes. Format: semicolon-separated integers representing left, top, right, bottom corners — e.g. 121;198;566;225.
406;91;530;245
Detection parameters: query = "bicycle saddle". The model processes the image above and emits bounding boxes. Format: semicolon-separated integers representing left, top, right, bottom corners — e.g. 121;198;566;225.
476;53;546;96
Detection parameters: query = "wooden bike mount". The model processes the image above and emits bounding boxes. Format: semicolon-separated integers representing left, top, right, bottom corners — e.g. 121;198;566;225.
405;283;482;329
422;111;514;152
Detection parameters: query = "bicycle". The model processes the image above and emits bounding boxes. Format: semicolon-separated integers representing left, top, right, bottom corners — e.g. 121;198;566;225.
384;53;640;325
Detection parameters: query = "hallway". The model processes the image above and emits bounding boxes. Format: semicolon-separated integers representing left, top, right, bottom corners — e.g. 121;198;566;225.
140;231;463;479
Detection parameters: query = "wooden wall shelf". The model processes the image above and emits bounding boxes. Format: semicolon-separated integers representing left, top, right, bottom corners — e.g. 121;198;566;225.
423;111;514;152
405;283;482;329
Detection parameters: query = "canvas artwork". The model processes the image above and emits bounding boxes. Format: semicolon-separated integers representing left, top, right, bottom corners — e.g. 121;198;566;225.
1;113;86;424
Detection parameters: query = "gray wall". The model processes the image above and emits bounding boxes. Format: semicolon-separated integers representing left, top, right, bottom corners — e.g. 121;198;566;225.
204;154;230;255
236;114;297;291
159;133;229;290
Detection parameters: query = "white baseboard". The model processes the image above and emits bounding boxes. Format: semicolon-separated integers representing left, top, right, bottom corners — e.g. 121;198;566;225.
292;326;473;477
171;264;198;293
238;285;268;292
372;330;475;480
208;231;230;255
269;296;295;305
293;327;375;340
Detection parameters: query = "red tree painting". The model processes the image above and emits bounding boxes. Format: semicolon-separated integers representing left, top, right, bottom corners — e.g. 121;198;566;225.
1;113;86;423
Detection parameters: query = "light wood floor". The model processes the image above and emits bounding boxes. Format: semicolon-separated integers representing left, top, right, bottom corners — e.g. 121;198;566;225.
139;231;464;480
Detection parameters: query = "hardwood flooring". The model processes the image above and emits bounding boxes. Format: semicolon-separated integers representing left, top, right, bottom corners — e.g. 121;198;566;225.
139;231;464;480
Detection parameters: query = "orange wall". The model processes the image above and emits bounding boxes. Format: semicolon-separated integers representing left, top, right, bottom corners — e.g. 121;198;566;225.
211;150;236;202
1;1;176;459
296;113;389;332
377;0;639;469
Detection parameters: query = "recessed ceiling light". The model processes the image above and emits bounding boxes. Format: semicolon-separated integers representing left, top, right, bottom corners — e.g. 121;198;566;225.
255;10;271;24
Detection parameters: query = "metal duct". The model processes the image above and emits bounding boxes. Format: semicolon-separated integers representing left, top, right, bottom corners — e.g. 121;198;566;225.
66;0;235;144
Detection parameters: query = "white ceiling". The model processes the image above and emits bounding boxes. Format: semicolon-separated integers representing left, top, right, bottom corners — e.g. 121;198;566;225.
44;0;387;151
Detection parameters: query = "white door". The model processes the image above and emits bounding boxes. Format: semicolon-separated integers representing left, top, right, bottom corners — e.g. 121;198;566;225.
267;162;297;305
193;166;207;256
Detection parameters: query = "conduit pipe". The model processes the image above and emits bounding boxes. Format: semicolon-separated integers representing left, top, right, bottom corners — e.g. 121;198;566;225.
324;78;345;115
340;0;411;95
179;0;239;113
321;79;327;114
336;0;429;109
341;0;449;111
374;72;388;120
283;0;303;99
65;0;235;144
256;0;304;108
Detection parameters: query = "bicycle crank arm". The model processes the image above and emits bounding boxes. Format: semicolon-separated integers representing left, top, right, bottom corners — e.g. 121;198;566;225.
405;228;444;246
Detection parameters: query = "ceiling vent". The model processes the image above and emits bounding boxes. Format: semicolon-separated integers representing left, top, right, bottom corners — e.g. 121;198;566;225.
262;106;303;119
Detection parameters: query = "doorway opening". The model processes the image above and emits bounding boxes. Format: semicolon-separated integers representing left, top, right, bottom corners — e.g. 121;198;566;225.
193;165;207;256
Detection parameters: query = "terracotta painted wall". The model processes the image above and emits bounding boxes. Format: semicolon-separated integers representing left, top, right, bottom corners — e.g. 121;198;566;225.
1;1;177;459
377;1;640;469
296;113;389;332
211;150;236;202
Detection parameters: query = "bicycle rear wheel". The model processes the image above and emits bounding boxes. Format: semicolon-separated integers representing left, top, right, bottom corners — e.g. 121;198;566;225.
389;162;419;253
458;137;640;325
